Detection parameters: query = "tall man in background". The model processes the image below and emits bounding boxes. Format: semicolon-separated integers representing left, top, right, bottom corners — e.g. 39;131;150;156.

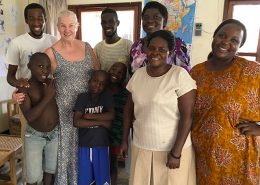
94;8;132;71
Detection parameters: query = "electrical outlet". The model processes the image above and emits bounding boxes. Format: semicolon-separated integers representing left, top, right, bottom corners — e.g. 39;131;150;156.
195;23;202;36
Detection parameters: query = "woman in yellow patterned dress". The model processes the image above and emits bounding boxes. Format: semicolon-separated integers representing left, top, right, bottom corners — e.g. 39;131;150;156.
191;19;260;185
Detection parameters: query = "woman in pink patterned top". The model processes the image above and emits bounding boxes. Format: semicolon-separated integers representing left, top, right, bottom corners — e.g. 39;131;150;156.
129;1;190;75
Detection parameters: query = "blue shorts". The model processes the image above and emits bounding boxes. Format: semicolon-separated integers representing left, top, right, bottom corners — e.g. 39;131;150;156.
25;124;58;184
78;146;110;185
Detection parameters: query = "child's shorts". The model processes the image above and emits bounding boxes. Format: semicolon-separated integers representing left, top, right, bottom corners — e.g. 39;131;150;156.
24;124;58;184
78;146;110;185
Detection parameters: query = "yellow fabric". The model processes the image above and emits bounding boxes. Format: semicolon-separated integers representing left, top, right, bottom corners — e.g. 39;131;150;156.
191;57;260;185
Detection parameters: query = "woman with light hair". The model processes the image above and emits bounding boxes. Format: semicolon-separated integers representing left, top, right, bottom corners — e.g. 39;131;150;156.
45;10;99;185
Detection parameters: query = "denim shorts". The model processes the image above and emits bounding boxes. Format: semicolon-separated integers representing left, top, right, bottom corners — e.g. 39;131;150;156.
24;124;59;184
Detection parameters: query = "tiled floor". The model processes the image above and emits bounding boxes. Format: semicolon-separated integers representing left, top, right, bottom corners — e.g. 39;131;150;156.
117;161;129;185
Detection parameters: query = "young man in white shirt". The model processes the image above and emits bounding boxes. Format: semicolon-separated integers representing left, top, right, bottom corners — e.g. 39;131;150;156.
6;3;57;88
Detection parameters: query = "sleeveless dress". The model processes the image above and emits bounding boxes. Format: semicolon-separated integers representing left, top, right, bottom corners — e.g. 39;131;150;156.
51;43;94;185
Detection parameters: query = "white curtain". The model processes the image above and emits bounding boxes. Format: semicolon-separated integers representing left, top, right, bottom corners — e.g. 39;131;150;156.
40;0;67;38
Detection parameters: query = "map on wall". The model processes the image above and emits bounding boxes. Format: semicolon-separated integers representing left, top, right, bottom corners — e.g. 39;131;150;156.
144;0;196;54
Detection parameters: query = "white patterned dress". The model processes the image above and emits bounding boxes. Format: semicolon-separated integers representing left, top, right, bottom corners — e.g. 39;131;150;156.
52;43;94;185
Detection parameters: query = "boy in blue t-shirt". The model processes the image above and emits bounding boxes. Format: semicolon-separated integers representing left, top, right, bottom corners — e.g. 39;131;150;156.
73;70;115;185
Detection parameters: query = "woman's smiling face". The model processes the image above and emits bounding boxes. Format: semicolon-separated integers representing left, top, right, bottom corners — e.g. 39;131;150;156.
147;36;170;68
142;8;165;36
58;15;78;41
211;23;244;61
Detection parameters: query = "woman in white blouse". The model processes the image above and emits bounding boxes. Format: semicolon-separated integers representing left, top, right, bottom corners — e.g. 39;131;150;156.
121;30;197;185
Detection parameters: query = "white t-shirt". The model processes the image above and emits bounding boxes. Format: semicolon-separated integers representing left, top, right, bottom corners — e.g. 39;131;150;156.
5;33;57;79
94;38;132;71
127;66;197;151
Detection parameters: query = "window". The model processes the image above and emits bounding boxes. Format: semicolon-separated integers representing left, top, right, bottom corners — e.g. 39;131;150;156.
69;3;141;48
224;0;260;61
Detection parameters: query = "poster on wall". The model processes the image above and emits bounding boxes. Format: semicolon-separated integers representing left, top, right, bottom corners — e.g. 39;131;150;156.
144;0;196;59
0;38;11;77
10;5;18;26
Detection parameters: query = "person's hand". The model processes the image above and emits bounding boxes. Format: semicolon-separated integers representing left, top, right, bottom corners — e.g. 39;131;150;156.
166;152;181;169
83;113;92;120
16;78;30;88
43;79;56;100
236;119;260;136
12;89;25;104
120;141;128;159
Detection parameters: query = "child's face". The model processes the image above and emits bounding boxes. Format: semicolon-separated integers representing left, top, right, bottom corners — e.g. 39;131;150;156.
30;56;51;83
88;73;107;95
108;63;126;84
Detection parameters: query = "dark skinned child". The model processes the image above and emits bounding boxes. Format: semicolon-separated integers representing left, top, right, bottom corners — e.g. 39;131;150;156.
108;62;128;185
18;52;58;185
73;70;115;185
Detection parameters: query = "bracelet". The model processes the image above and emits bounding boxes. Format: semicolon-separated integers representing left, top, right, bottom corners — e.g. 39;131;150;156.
170;152;181;159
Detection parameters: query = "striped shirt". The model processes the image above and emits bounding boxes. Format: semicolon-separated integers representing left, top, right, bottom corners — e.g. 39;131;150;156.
94;38;132;71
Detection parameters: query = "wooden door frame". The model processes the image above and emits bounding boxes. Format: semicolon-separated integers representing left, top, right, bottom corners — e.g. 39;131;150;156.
69;2;142;42
223;0;260;61
223;0;260;19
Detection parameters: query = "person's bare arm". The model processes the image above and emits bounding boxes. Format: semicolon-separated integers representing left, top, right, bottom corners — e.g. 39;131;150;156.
19;80;55;123
120;93;134;158
236;120;260;136
45;47;57;74
73;110;113;129
89;43;100;70
92;57;100;70
166;89;196;169
7;64;29;88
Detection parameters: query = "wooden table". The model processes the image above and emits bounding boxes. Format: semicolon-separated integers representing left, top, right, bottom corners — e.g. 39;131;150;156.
0;150;13;166
0;135;22;151
0;135;22;185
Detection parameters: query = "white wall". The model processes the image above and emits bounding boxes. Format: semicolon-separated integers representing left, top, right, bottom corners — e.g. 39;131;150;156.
191;0;225;66
0;0;28;132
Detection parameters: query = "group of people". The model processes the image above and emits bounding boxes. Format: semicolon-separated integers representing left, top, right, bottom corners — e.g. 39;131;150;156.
4;1;260;185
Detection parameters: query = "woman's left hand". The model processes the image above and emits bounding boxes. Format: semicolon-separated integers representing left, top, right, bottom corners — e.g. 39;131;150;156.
12;89;25;104
166;153;180;169
236;119;260;136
